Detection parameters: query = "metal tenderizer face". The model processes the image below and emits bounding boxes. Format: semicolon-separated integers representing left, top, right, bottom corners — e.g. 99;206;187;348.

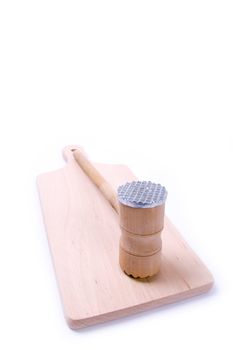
117;181;167;208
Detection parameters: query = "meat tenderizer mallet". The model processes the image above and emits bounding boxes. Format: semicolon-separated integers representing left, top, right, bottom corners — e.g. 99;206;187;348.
73;148;168;278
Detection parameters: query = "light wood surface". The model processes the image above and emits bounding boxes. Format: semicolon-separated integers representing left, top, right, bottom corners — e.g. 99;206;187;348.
119;202;165;278
37;146;214;329
73;148;120;214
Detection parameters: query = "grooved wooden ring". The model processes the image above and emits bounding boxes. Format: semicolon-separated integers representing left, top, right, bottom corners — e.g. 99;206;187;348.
120;246;162;258
119;225;163;236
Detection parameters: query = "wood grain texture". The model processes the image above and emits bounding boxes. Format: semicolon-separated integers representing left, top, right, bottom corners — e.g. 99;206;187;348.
73;148;120;214
119;202;164;278
37;147;214;329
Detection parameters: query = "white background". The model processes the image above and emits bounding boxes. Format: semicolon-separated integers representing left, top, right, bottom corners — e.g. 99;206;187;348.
0;1;232;349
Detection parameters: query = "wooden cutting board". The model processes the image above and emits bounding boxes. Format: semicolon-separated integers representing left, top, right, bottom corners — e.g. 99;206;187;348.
37;146;213;329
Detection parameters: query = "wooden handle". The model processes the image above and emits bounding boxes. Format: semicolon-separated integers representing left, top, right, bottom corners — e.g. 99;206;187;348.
73;149;120;214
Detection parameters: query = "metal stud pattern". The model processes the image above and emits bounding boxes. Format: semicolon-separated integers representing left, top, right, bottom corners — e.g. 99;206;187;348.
117;181;167;208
